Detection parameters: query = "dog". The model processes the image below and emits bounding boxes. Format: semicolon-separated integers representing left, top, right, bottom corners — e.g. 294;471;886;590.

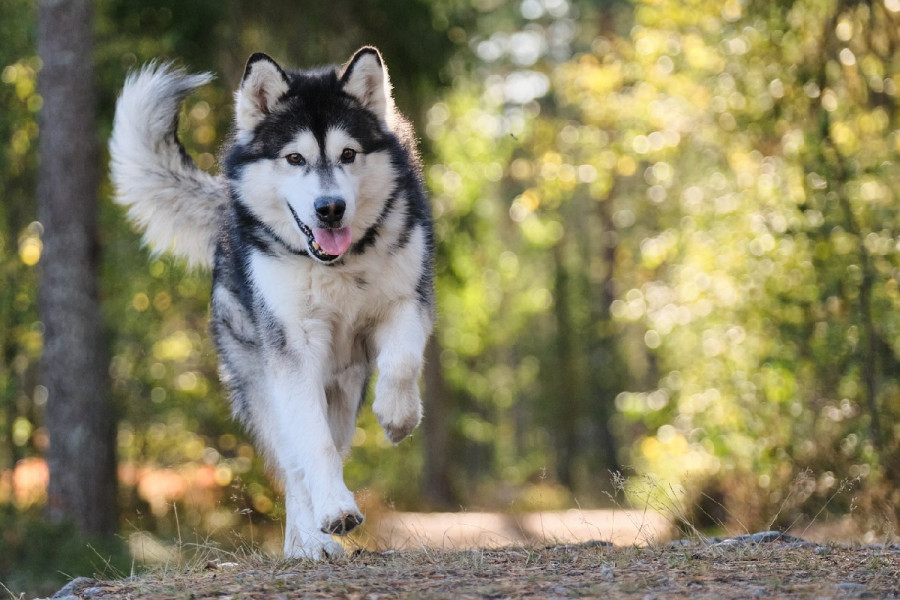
109;47;435;559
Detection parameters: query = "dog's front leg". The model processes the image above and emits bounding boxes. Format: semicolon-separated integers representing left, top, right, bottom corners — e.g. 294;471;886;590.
372;299;431;443
283;477;345;559
267;359;364;557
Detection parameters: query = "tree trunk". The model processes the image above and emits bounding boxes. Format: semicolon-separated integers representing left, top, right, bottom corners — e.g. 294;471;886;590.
588;195;622;478
551;243;579;488
422;335;456;508
38;0;116;537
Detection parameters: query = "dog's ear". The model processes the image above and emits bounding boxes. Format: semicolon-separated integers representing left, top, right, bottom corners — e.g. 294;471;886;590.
340;47;394;124
236;53;289;132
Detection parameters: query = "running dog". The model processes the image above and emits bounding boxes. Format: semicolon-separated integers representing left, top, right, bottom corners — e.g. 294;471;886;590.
109;47;434;559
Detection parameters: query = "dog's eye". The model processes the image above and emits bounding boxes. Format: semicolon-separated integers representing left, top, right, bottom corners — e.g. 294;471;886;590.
286;153;306;166
340;148;357;164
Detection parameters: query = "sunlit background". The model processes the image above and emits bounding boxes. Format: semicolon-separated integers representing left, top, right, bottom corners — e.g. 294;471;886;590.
2;0;900;594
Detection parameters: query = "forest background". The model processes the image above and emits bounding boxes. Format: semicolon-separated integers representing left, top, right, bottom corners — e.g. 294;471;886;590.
1;0;899;595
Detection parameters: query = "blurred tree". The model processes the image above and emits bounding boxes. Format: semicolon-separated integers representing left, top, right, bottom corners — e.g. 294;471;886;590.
423;0;637;504
422;337;456;507
37;0;116;536
426;0;900;531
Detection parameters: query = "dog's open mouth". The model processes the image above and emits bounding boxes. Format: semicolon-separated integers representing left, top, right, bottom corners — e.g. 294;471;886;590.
287;204;352;263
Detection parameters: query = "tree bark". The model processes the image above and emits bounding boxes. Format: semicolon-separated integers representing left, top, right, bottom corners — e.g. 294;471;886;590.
422;335;456;508
588;193;622;478
551;243;579;488
38;0;116;537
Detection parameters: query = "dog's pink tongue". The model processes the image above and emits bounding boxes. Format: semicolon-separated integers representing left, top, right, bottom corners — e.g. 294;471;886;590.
312;227;352;256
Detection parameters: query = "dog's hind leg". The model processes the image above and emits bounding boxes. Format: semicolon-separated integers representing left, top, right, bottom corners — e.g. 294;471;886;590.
327;363;369;457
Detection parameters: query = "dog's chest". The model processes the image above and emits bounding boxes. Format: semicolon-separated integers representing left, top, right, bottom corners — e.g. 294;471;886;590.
249;252;390;361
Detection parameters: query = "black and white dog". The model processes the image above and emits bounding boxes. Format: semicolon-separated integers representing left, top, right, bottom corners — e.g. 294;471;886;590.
109;47;434;559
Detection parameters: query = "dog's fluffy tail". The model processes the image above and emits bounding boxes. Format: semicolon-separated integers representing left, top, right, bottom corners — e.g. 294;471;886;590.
109;63;226;269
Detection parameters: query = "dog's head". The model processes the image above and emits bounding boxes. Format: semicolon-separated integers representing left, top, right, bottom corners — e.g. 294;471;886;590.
226;47;398;264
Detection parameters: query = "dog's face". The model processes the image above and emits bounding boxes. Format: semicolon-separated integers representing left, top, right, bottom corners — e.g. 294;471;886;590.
227;48;396;263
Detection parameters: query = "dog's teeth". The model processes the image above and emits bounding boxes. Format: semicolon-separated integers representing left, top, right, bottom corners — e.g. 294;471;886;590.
312;242;320;250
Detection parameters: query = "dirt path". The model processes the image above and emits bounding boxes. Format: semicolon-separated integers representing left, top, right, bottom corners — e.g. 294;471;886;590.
44;535;899;599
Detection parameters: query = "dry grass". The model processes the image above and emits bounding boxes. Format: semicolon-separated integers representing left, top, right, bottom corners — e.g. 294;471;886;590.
38;537;899;600
28;472;900;599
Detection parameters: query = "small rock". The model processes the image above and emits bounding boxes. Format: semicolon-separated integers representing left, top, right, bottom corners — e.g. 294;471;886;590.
706;538;743;552
670;536;721;547
730;530;806;544
668;539;694;547
599;564;614;580
236;570;263;579
836;582;866;591
52;578;99;599
749;531;787;543
699;530;813;555
82;588;104;598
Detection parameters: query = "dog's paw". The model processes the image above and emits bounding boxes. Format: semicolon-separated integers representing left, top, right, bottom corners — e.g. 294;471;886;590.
380;412;420;444
284;538;346;560
310;484;363;537
373;378;422;444
321;510;365;536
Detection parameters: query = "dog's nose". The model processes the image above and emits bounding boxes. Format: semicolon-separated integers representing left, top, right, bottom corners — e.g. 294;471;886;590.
314;196;346;224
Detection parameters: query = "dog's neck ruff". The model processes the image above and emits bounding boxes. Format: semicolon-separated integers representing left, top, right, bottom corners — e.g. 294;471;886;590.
231;199;323;262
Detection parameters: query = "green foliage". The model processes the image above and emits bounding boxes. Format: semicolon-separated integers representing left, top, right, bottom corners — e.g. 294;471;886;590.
427;0;900;527
0;0;41;479
0;506;129;597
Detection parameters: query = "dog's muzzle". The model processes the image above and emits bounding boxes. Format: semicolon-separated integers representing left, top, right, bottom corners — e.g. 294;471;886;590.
287;203;351;263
